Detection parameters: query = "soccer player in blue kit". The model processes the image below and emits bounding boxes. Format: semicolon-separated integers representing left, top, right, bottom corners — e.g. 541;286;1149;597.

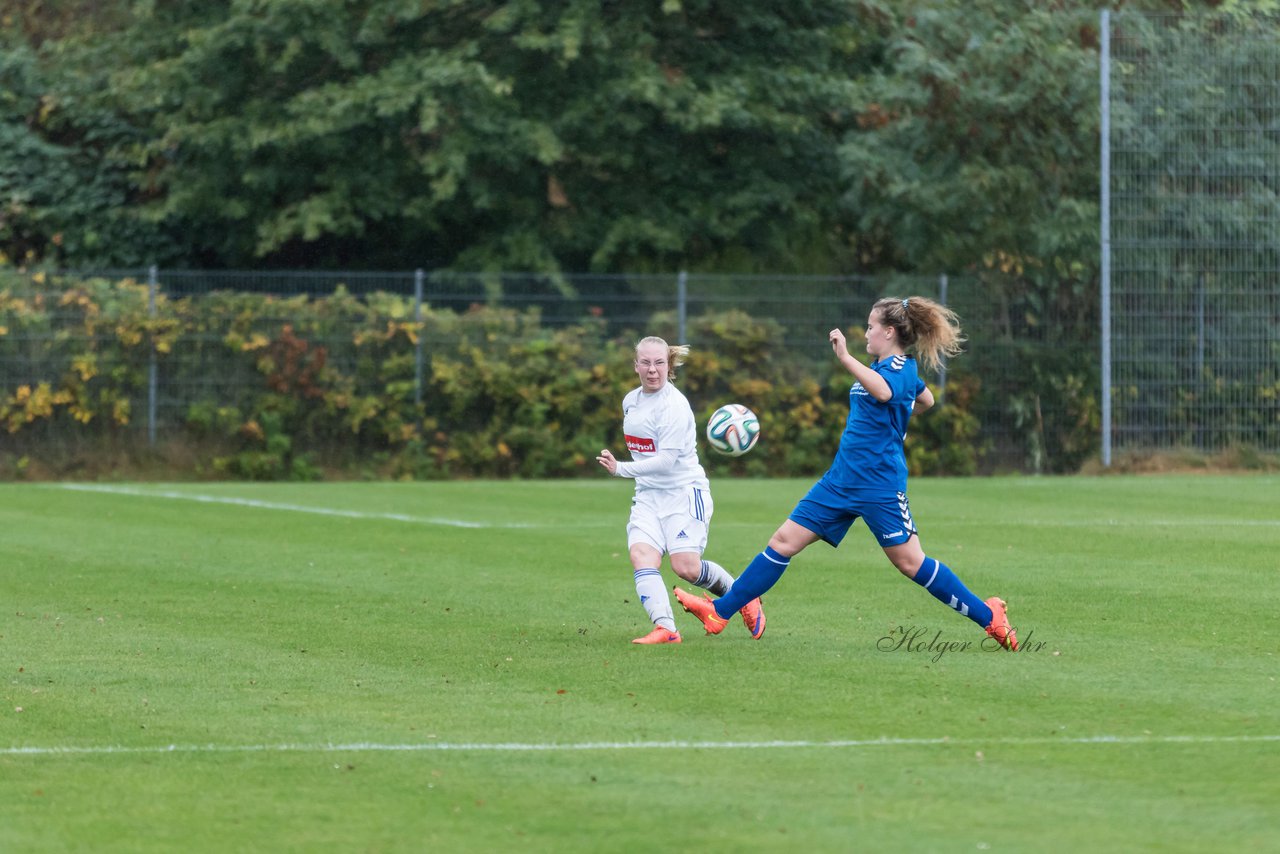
675;296;1018;651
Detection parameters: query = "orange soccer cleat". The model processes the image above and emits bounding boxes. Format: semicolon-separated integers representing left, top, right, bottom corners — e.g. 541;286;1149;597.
739;597;766;640
984;597;1018;651
632;626;682;645
673;586;730;635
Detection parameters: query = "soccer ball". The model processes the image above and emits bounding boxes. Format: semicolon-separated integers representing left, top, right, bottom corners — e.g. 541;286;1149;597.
705;404;760;456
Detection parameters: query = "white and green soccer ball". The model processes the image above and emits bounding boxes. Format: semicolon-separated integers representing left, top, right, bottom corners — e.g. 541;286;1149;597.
705;403;760;456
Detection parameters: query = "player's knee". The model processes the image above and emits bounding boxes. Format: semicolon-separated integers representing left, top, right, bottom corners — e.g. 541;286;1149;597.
886;545;923;577
629;544;661;569
893;557;917;577
768;529;801;557
668;553;700;581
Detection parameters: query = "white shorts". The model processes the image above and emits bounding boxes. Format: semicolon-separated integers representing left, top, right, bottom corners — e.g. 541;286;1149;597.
626;486;713;556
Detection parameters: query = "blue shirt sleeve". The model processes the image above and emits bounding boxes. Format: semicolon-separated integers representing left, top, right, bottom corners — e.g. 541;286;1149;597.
875;359;918;403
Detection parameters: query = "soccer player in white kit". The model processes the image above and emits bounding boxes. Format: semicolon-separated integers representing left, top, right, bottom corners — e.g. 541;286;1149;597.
597;336;765;644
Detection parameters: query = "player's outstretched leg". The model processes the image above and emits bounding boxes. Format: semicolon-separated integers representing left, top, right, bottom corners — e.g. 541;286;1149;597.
912;556;1017;651
694;559;765;639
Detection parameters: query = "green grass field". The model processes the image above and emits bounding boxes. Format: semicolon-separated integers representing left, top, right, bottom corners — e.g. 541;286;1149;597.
3;475;1278;852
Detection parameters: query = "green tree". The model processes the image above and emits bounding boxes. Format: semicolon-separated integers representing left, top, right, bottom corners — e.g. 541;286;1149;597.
45;0;876;272
831;1;1113;471
0;33;176;268
838;1;1101;282
1107;8;1280;453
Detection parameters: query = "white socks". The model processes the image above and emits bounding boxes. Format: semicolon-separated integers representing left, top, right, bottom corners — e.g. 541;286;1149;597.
633;567;676;631
696;559;735;597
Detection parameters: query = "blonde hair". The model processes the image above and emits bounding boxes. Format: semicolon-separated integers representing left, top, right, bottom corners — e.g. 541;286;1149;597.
873;296;965;374
635;336;689;380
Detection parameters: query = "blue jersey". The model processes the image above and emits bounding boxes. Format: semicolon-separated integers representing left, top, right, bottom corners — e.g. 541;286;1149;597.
819;354;926;497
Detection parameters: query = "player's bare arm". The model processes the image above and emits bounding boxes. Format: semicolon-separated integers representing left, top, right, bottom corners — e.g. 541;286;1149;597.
830;328;891;401
915;386;935;414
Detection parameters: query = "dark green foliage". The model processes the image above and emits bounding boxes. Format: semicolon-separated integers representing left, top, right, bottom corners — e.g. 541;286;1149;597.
4;1;1116;280
1107;9;1280;454
10;0;870;273
838;1;1101;281
0;37;179;267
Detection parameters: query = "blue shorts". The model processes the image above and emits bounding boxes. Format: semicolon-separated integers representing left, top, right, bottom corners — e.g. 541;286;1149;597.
788;478;918;548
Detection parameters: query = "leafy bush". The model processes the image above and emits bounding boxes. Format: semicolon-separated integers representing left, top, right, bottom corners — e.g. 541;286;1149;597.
0;271;1071;480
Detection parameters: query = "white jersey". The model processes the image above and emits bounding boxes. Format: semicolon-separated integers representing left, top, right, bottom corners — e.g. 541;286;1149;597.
619;382;708;492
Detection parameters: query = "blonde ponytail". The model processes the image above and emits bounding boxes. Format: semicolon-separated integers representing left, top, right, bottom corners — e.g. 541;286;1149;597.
872;297;965;374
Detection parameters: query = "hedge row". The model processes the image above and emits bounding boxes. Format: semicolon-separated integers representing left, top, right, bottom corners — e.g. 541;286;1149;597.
0;272;982;480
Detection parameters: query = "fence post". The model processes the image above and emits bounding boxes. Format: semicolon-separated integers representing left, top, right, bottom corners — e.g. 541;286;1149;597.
1099;8;1113;467
676;270;688;344
1196;271;1205;451
937;273;949;404
414;268;425;431
147;265;158;447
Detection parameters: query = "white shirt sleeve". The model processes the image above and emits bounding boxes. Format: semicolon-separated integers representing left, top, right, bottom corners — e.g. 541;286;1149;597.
615;448;680;479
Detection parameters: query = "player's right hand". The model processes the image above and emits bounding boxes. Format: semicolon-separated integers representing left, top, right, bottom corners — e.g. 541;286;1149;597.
829;328;848;357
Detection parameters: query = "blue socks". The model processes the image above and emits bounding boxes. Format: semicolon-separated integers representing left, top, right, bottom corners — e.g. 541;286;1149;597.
710;550;991;629
713;546;790;618
913;557;992;628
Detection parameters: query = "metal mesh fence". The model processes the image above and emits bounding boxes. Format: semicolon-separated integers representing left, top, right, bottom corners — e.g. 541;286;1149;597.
1105;10;1280;457
0;267;1090;473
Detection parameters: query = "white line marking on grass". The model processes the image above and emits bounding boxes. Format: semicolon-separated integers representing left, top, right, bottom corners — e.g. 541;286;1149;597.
6;734;1278;757
52;484;534;529
1022;518;1280;528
